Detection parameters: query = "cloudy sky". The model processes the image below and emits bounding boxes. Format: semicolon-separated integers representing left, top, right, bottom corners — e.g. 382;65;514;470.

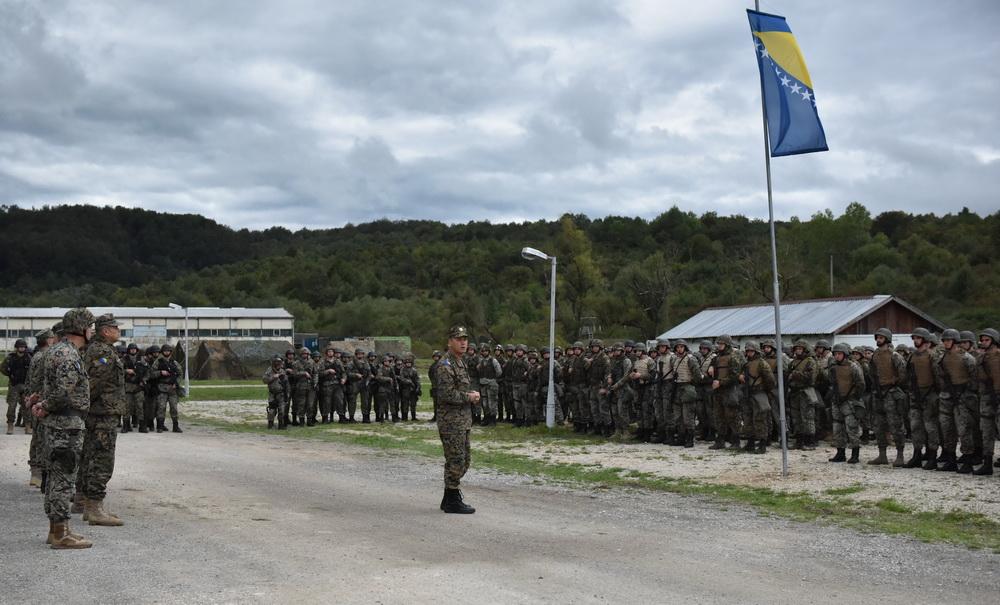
2;0;998;229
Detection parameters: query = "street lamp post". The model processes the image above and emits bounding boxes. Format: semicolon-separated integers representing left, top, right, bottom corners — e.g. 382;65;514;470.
168;303;191;396
521;247;557;429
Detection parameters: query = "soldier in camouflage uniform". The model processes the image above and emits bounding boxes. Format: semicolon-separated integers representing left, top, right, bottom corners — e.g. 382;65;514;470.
813;340;834;441
26;326;57;488
502;344;516;422
78;313;126;527
827;343;866;464
868;328;909;466
317;345;346;424
607;344;634;440
507;345;530;427
566;342;590;432
709;335;745;450
477;344;502;426
149;343;183;433
786;340;818;450
583;339;611;437
465;346;481;425
435;325;480;514
373;355;397;422
739;342;773;454
399;354;421;421
346;349;368;423
307;350;322;425
141;345;159;431
669;340;704;448
3;337;32;434
630;343;656;441
287;347;313;426
974;328;999;475
760;339;785;444
428;350;442;423
696;340;716;441
29;308;95;549
537;347;564;425
907;328;942;469
121;343;146;433
263;355;290;429
526;349;541;425
936;328;981;473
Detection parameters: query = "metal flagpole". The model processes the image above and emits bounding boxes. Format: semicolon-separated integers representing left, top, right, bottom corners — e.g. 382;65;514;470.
546;255;557;429
755;0;789;477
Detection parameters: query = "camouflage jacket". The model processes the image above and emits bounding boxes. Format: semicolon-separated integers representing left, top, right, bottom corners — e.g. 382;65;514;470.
609;356;634;392
374;364;397;394
85;339;127;416
435;351;474;432
123;353;149;393
538;359;562;390
149;357;182;393
347;357;369;384
263;366;289;396
743;356;776;393
398;366;420;393
507;356;530;384
828;359;866;400
712;346;746;390
586;351;612;387
27;346;51;396
1;351;31;385
41;339;90;429
317;357;346;387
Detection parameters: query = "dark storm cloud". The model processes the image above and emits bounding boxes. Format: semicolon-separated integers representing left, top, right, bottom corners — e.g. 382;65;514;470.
1;0;998;229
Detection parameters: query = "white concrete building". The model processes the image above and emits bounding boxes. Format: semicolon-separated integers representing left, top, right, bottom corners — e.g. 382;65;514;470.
1;307;294;350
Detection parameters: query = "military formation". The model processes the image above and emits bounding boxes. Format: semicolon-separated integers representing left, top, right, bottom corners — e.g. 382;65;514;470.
414;327;1000;477
3;308;187;550
262;345;421;428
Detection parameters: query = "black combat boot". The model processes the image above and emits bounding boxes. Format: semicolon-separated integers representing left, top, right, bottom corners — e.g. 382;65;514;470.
847;447;860;464
172;419;183;433
290;416;300;426
728;437;742;451
867;446;889;465
828;448;847;462
741;438;755;452
121;417;131;433
935;449;957;471
138;422;148;434
921;447;937;470
903;447;924;468
671;433;684;446
957;459;976;474
891;446;906;468
753;440;766;454
803;434;817;451
708;437;725;450
684;432;695;448
972;458;994;476
156;419;166;433
441;488;475;514
362;414;371;424
267;418;274;429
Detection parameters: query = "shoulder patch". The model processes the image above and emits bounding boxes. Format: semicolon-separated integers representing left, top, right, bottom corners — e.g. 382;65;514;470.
441;359;451;366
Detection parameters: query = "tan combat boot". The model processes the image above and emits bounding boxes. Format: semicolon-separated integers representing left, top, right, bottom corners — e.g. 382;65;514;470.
86;498;124;526
5;423;13;435
47;519;86;544
50;521;93;549
24;424;32;435
29;469;42;488
72;493;87;515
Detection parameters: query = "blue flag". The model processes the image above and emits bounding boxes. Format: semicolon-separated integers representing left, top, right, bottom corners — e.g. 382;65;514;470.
747;9;828;157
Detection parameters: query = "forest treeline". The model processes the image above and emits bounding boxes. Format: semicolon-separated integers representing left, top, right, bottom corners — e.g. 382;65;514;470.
1;203;997;354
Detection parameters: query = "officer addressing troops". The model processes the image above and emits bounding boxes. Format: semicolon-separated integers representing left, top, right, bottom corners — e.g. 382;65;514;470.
435;325;480;514
27;308;95;549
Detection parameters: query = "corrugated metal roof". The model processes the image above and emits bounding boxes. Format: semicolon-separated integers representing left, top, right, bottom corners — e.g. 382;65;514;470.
660;295;911;340
0;307;293;319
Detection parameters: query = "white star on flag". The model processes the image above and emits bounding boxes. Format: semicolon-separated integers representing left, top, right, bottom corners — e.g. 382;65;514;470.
789;83;801;95
780;75;791;87
801;89;812;102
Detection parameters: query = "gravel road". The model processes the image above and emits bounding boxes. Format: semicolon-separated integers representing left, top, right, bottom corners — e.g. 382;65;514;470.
1;427;996;604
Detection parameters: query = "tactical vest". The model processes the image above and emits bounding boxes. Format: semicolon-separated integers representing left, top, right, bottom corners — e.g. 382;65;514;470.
910;351;935;389
764;355;778;373
873;347;897;387
479;357;499;380
982;349;1000;391
833;362;854;397
941;349;970;386
674;354;693;383
714;352;732;381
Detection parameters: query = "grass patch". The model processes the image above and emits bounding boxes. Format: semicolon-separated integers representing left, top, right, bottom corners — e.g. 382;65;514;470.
187;386;268;401
188;414;1000;552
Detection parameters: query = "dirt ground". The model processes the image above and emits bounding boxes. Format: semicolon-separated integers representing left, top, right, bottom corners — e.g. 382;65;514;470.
2;424;997;605
186;398;1000;522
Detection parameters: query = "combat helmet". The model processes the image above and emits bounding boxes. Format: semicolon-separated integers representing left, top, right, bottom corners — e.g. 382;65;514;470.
479;342;490;352
715;334;734;347
298;346;310;355
657;338;671;349
572;341;584;349
160;343;173;353
145;345;160;355
744;341;758;353
851;346;865;357
431;350;441;358
941;328;960;342
115;344;127;356
634;343;646;353
504;344;515;352
874;327;893;342
793;339;810;350
127;342;138;352
540;346;550;355
311;350;321;359
589;338;603;348
272;355;283;364
760;338;776;349
911;327;932;341
979;328;999;345
14;338;27;348
35;328;55;342
698;339;712;350
895;344;909;354
673;339;689;352
368;351;377;359
61;308;95;336
959;330;976;344
815;339;831;350
832;342;851;355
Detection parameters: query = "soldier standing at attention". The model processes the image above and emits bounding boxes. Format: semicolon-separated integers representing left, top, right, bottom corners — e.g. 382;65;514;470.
937;328;980;473
78;313;126;527
263;355;290;429
121;343;144;433
827;343;866;464
868;328;909;467
670;340;704;448
508;345;530;427
399;354;421;421
477;344;502;426
428;350;442;423
435;325;480;514
150;343;183;433
28;308;95;549
739;342;773;454
974;328;999;475
568;342;591;433
317;345;346;424
141;346;159;432
347;349;368;423
308;350;322;425
586;339;612;437
26;326;58;488
786;340;818;451
907;328;942;469
3;337;32;434
288;347;313;427
709;335;744;450
608;343;634;441
373;355;396;422
696;340;717;442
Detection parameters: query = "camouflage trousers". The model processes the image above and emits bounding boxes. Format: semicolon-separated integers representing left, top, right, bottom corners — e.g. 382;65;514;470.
538;386;564;424
79;414;118;501
908;389;940;451
359;386;372;417
871;387;907;448
656;383;675;436
954;389;981;457
831;398;864;449
511;383;528;422
291;385;310;417
590;386;612;427
479;381;499;418
672;384;699;434
43;420;84;522
29;420;45;472
638;385;658;432
156;389;180;420
740;391;771;441
267;393;288;425
126;389;145;425
144;392;156;426
439;429;471;489
697;385;714;432
568;385;589;423
980;393;999;458
6;383;26;423
319;383;345;418
612;386;635;431
789;388;816;436
711;387;741;441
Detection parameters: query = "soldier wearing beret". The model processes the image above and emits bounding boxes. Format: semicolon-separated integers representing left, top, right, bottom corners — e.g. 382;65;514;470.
435;325;480;514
